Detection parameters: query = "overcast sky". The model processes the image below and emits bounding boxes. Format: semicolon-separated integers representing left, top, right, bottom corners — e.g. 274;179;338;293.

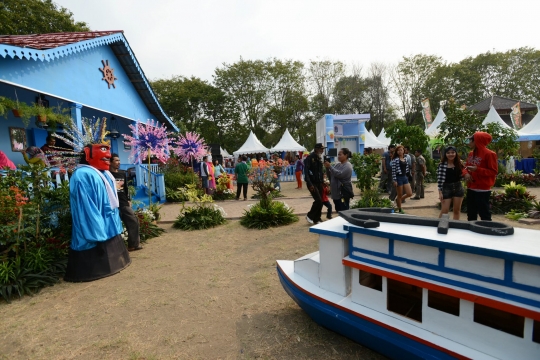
55;0;540;82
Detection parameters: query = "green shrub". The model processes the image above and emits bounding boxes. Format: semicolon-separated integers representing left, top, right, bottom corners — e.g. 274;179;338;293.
490;189;535;215
350;153;381;191
172;185;226;230
240;201;298;229
351;188;393;209
173;205;226;230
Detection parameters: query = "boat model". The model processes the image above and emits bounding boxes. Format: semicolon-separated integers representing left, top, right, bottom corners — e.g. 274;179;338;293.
277;209;540;359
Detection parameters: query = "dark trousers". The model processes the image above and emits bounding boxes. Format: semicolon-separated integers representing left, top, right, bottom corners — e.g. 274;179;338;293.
307;183;324;222
414;172;424;198
236;182;248;199
333;197;350;213
323;201;332;216
119;205;140;249
467;189;492;221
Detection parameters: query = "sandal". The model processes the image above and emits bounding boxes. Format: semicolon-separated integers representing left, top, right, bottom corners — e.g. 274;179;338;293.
128;246;143;252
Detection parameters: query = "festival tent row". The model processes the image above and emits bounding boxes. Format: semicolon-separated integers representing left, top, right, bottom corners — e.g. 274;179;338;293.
365;130;387;149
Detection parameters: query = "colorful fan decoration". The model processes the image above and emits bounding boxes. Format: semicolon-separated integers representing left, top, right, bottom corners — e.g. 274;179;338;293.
123;119;170;163
53;116;110;152
172;132;207;163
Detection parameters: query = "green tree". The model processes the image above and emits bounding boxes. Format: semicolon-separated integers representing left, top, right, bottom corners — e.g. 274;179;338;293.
366;62;392;134
391;54;443;125
213;58;271;140
480;122;519;159
0;0;89;35
437;99;483;156
151;76;242;152
385;120;429;154
307;60;345;117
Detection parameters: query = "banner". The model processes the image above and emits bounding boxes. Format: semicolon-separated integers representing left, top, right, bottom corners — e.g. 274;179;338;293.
421;98;433;129
510;101;522;129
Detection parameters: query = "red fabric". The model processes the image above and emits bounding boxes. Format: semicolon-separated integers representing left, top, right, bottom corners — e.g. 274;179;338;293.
322;185;329;202
295;170;302;188
465;132;498;190
0;150;16;170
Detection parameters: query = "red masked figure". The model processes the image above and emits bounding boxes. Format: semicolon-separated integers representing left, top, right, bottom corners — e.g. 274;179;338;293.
64;143;131;282
84;144;111;170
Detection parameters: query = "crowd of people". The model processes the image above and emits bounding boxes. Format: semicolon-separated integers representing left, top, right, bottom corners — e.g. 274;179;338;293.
0;130;501;226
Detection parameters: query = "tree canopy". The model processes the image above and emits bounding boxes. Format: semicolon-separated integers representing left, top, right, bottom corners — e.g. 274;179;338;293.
0;0;89;35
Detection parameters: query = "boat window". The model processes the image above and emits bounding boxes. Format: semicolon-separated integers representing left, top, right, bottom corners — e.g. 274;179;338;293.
387;278;422;322
474;303;524;338
533;320;540;344
428;290;459;316
359;270;382;291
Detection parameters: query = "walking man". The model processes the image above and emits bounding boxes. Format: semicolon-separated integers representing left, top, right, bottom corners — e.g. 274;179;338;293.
464;132;498;221
200;156;210;194
110;154;142;252
304;143;325;224
235;155;249;200
411;149;426;200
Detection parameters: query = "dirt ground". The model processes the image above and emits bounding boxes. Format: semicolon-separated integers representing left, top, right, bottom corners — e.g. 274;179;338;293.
1;182;540;360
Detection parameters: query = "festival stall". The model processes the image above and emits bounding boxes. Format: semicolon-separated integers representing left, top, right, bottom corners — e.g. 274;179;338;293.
377;128;391;146
233;131;269;157
316;114;370;157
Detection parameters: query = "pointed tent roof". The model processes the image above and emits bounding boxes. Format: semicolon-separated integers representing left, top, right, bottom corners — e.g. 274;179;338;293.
482;106;513;129
425;108;446;138
270;129;306;152
233;131;269;156
364;130;387;150
221;147;231;157
377;128;391;145
369;129;376;137
518;110;540;141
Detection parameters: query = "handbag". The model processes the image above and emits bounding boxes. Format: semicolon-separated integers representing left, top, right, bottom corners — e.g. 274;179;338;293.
340;183;354;199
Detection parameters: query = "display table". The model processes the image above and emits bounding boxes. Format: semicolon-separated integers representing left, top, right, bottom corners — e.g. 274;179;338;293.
515;158;536;173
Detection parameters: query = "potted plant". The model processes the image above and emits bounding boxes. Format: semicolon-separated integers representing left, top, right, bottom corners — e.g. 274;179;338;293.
32;102;54;123
0;97;33;126
47;104;71;129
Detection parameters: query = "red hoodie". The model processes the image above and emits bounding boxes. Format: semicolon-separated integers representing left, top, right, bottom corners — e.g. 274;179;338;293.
465;132;498;191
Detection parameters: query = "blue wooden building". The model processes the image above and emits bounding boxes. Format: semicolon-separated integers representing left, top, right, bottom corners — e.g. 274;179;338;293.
0;31;178;202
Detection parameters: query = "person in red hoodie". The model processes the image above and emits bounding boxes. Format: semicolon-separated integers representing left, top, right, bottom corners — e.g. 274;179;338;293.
463;131;498;221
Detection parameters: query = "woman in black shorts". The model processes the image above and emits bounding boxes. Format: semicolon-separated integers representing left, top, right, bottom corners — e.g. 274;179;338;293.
437;146;467;220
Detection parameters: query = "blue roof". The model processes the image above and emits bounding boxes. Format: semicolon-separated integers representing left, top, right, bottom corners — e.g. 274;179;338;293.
0;31;178;131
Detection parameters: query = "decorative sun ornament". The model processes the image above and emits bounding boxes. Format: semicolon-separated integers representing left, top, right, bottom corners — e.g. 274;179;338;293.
99;60;117;89
172;132;207;163
123;119;171;163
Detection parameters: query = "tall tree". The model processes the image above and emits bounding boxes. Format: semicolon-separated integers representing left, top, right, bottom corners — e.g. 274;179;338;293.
213;58;271;140
367;62;392;135
263;59;309;145
391;54;443;125
307;60;345;117
437;99;483;156
0;0;89;35
332;73;372;115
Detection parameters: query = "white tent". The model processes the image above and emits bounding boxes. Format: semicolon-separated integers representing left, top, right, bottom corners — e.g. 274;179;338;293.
517;110;540;141
364;130;387;150
377;128;391;145
369;129;376;137
221;147;231;157
233;131;269;156
482;105;513;129
425;108;446;138
269;129;306;152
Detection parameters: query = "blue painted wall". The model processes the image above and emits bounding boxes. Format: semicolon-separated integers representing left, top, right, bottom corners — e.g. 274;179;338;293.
0;42;161;167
